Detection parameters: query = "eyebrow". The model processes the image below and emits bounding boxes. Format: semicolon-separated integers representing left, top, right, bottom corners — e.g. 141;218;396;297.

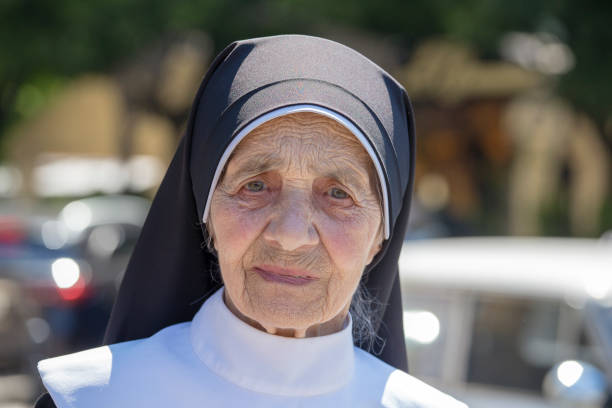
226;153;373;194
226;155;283;182
323;167;371;194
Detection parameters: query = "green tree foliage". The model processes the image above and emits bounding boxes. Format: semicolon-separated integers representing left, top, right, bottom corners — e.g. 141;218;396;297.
1;0;610;150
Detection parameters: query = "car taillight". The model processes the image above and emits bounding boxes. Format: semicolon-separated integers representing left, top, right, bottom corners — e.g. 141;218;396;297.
0;217;25;244
57;276;87;301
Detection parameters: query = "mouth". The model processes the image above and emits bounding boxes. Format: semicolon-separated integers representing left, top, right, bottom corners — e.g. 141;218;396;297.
253;265;318;286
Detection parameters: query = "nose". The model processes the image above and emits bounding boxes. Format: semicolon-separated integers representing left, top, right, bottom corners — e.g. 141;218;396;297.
262;191;319;251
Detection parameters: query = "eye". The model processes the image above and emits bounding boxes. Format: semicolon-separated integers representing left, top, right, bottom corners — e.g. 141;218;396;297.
329;187;349;199
244;180;265;192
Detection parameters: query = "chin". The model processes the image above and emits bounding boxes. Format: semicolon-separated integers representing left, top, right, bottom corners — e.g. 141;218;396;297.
243;283;329;330
253;303;322;331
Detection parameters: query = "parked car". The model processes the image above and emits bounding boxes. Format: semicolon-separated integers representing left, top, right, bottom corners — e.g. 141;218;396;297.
399;236;612;408
54;194;150;290
0;195;149;403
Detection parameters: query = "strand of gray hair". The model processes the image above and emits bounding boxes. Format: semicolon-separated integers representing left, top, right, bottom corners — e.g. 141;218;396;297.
350;282;386;355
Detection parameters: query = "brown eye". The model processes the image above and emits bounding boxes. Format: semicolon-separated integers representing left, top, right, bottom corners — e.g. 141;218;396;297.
245;180;265;192
329;187;349;199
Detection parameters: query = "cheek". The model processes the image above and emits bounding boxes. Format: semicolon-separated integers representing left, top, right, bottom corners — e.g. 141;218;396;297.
210;196;270;275
316;217;376;316
213;197;265;246
317;213;379;278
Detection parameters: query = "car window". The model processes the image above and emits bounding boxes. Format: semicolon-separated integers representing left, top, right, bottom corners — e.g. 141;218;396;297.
466;294;603;394
467;296;559;391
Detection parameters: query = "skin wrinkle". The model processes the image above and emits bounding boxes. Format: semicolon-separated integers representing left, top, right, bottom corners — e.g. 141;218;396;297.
209;112;383;338
226;122;378;202
236;230;333;337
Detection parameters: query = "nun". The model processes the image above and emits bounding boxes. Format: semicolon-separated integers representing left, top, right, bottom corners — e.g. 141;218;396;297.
35;35;467;407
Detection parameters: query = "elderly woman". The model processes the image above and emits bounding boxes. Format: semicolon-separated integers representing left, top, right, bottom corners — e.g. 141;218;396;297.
35;35;466;407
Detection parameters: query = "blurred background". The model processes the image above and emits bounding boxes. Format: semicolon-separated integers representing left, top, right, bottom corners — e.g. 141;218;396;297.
1;0;611;407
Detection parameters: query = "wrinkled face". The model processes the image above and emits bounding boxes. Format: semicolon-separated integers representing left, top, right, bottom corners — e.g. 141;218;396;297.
209;112;383;336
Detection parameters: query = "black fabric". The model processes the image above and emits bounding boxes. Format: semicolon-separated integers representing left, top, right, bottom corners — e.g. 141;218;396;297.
34;392;56;408
103;34;415;371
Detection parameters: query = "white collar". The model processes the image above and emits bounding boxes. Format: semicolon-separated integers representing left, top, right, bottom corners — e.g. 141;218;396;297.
190;288;355;396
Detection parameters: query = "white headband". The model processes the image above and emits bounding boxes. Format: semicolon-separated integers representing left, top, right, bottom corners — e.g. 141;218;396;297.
202;104;390;239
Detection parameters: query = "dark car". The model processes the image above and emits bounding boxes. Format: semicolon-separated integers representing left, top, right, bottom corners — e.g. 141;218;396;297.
0;195;149;403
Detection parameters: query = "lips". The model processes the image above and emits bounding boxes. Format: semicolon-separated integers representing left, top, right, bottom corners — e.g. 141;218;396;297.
253;265;318;286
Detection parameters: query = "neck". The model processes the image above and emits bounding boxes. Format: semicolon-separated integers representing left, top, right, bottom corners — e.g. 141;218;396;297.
222;290;349;338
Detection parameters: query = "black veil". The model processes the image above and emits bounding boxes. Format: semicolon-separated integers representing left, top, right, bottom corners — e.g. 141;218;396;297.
103;34;416;371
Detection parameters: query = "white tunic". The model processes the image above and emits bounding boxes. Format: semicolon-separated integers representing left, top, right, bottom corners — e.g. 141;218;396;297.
38;288;467;407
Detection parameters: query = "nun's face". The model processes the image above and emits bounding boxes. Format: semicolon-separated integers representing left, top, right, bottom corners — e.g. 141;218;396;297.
209;112;382;337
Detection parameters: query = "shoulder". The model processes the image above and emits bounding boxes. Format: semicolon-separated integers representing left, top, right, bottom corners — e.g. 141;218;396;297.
37;322;191;408
353;348;468;408
38;343;117;407
377;369;468;408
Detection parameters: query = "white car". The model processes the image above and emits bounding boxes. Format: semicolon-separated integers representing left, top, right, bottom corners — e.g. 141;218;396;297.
399;237;612;408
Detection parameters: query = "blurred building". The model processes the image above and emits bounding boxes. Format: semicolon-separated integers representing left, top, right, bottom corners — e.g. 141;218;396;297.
1;32;610;237
396;39;611;237
2;33;212;200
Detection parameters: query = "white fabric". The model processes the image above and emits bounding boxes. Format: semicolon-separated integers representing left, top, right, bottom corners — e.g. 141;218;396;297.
38;288;467;407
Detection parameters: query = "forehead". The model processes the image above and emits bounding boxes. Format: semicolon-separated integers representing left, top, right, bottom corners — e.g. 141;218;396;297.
235;112;365;154
226;112;376;181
